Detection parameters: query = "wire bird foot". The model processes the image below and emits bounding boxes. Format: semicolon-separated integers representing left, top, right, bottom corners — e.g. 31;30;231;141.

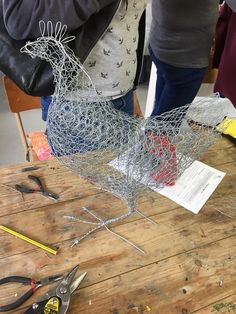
64;206;158;254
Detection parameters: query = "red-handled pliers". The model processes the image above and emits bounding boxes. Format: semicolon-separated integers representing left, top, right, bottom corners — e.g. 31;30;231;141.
15;175;59;201
0;274;62;312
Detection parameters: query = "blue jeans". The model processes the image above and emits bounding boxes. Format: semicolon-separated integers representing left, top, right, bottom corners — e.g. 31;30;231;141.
149;46;207;116
41;90;134;121
42;90;134;155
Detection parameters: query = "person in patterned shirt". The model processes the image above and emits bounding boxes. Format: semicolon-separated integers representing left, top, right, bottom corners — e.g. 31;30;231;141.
3;0;147;119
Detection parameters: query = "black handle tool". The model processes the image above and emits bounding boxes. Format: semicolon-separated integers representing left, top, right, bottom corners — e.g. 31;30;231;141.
15;175;59;201
0;274;62;312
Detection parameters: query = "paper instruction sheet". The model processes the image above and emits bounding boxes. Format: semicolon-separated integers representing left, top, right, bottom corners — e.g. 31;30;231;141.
156;160;225;214
111;157;225;214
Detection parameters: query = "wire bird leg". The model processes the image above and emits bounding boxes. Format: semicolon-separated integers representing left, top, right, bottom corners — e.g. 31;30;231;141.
64;205;158;254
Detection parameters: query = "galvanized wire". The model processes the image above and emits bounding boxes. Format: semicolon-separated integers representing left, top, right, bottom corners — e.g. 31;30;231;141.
21;21;225;252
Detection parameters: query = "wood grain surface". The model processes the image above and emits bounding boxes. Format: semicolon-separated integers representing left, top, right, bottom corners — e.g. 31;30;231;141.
0;137;235;314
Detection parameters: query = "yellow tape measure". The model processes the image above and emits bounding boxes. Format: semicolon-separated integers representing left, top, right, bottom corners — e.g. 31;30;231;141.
44;297;60;314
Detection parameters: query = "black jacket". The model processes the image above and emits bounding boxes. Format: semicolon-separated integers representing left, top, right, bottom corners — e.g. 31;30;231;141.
3;0;145;86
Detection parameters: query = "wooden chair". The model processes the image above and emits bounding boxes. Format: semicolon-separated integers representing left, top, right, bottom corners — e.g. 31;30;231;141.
3;76;42;161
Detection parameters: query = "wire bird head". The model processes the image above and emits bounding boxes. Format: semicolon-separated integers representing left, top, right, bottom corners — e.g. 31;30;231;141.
20;21;75;62
21;21;96;98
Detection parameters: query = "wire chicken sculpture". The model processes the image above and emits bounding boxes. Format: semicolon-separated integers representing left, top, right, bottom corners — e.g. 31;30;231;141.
21;21;225;252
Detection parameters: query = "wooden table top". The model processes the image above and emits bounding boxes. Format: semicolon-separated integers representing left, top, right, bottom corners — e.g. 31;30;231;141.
0;137;235;314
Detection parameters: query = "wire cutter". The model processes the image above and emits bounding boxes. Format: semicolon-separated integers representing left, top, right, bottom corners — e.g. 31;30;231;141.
0;274;63;312
15;175;59;201
24;265;87;314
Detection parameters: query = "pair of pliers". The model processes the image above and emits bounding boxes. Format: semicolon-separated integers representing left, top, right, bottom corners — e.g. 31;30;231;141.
15;175;59;201
24;265;87;314
0;274;63;312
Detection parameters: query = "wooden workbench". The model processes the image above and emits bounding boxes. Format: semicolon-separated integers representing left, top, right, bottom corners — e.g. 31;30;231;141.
0;137;235;314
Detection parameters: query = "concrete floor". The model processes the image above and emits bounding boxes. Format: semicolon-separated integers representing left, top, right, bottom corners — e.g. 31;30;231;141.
0;71;214;166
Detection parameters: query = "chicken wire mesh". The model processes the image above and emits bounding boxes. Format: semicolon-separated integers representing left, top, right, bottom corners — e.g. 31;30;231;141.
21;21;226;252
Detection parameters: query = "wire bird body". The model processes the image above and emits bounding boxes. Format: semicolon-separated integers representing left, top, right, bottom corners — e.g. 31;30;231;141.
22;21;225;252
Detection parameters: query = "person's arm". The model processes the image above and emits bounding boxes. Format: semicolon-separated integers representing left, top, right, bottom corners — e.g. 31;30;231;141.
212;2;232;69
3;0;117;40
